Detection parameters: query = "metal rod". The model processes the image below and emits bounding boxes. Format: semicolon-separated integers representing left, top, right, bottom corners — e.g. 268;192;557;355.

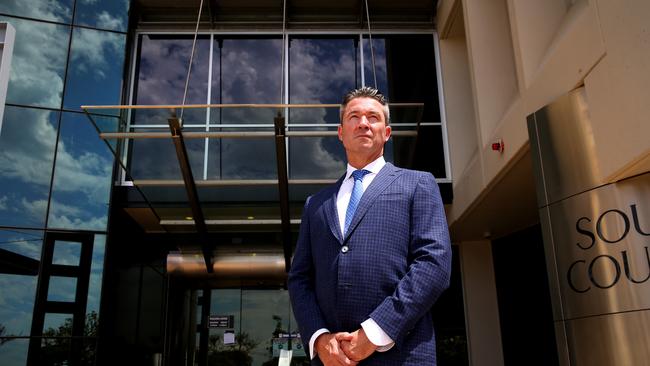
364;0;378;88
133;179;338;186
82;102;424;110
160;219;302;226
180;0;205;122
100;130;417;139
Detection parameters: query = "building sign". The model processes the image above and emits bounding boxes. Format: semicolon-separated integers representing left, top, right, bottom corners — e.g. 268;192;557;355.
209;315;234;328
544;173;650;319
529;88;650;364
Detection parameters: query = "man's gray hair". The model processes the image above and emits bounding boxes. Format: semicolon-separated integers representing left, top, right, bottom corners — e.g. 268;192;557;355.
340;86;390;125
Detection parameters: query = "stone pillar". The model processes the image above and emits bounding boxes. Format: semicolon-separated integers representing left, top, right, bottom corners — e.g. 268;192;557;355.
528;87;650;365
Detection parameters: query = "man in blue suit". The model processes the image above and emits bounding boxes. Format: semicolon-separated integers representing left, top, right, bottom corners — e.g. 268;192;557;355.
288;87;451;365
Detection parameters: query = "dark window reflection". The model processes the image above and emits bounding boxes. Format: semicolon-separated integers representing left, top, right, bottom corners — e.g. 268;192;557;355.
48;113;115;231
86;235;106;325
0;338;29;366
211;38;282;180
0;106;59;227
74;0;130;32
47;276;77;302
289;137;345;179
0;0;73;23
288;37;358;179
63;27;127;112
0;16;69;109
363;35;441;122
52;240;81;266
128;127;205;180
132;34;210;125
0;229;43;340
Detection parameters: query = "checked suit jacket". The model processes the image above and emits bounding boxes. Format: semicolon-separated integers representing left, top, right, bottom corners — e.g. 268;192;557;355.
288;162;452;365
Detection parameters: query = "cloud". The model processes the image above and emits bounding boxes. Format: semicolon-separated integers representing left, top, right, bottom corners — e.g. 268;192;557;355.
96;11;123;31
0;195;7;210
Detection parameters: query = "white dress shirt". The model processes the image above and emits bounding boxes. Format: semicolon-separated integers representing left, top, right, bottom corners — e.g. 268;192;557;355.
309;156;395;359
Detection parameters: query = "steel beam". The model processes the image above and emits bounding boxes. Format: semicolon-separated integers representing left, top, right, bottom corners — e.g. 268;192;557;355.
168;115;212;272
273;113;292;272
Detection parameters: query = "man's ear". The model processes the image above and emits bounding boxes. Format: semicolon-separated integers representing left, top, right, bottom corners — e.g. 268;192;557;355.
338;124;343;142
384;125;392;141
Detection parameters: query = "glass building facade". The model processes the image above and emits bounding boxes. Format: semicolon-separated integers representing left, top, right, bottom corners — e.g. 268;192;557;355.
0;1;466;365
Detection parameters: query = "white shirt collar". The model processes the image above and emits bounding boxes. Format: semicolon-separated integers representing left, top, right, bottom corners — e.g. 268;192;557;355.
345;156;386;180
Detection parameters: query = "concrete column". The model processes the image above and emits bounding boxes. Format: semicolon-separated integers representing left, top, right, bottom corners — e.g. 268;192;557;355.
459;240;504;366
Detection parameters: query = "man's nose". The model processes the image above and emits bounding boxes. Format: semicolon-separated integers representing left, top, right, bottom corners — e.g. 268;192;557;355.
357;116;370;128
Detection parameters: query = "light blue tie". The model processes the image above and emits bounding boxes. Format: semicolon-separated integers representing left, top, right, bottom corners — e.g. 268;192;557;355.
344;169;371;235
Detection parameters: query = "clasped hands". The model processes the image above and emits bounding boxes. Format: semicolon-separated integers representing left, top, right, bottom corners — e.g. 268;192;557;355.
315;328;377;365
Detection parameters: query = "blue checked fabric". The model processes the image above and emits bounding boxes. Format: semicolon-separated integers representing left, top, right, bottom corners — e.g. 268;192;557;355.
344;169;371;234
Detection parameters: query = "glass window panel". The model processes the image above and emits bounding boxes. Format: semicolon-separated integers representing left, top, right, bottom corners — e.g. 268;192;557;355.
39;336;71;365
0;0;73;23
0;106;59;227
47;276;77;302
0;16;69;109
74;0;130;32
363;35;441;122
210;38;282;180
0;338;29;366
288;37;358;179
0;230;41;337
289;136;346;179
48;113;115;231
63;27;127;112
86;235;106;326
132;35;210;123
43;313;72;334
410;125;447;178
241;289;291;366
128;127;205;181
52;240;81;266
208;289;242;364
289;37;360;108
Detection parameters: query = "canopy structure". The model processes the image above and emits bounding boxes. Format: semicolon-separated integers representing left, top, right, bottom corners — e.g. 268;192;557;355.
82;103;426;272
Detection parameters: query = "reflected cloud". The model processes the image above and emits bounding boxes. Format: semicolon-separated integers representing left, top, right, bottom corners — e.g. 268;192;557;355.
0;196;7;210
289;38;358;105
0;16;68;108
0;0;72;23
70;27;125;80
136;36;210;106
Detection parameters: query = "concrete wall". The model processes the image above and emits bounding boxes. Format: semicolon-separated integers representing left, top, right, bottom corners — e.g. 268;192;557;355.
437;0;650;233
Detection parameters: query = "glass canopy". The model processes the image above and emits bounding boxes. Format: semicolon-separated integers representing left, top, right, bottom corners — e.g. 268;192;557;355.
82;102;427;270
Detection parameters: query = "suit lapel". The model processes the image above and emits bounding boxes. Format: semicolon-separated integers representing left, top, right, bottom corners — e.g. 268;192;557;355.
343;163;402;242
324;175;345;244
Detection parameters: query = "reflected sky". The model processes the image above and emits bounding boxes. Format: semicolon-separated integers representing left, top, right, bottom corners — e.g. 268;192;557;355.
0;230;42;339
0;0;73;23
48;113;114;231
0;16;69;109
0;107;58;227
64;27;127;111
135;35;210;106
74;0;130;32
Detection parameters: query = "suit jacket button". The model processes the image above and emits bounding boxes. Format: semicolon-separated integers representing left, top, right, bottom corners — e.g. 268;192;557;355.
341;245;349;253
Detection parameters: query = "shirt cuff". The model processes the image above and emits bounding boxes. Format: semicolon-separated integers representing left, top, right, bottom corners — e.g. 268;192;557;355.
361;319;395;352
309;328;330;360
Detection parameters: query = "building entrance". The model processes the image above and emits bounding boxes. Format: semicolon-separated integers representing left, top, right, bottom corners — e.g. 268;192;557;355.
167;287;307;366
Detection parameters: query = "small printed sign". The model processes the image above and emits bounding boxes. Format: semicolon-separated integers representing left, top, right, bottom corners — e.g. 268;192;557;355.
223;329;235;345
209;315;234;328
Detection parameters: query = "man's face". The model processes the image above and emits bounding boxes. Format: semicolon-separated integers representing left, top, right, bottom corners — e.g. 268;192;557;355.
338;97;392;163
